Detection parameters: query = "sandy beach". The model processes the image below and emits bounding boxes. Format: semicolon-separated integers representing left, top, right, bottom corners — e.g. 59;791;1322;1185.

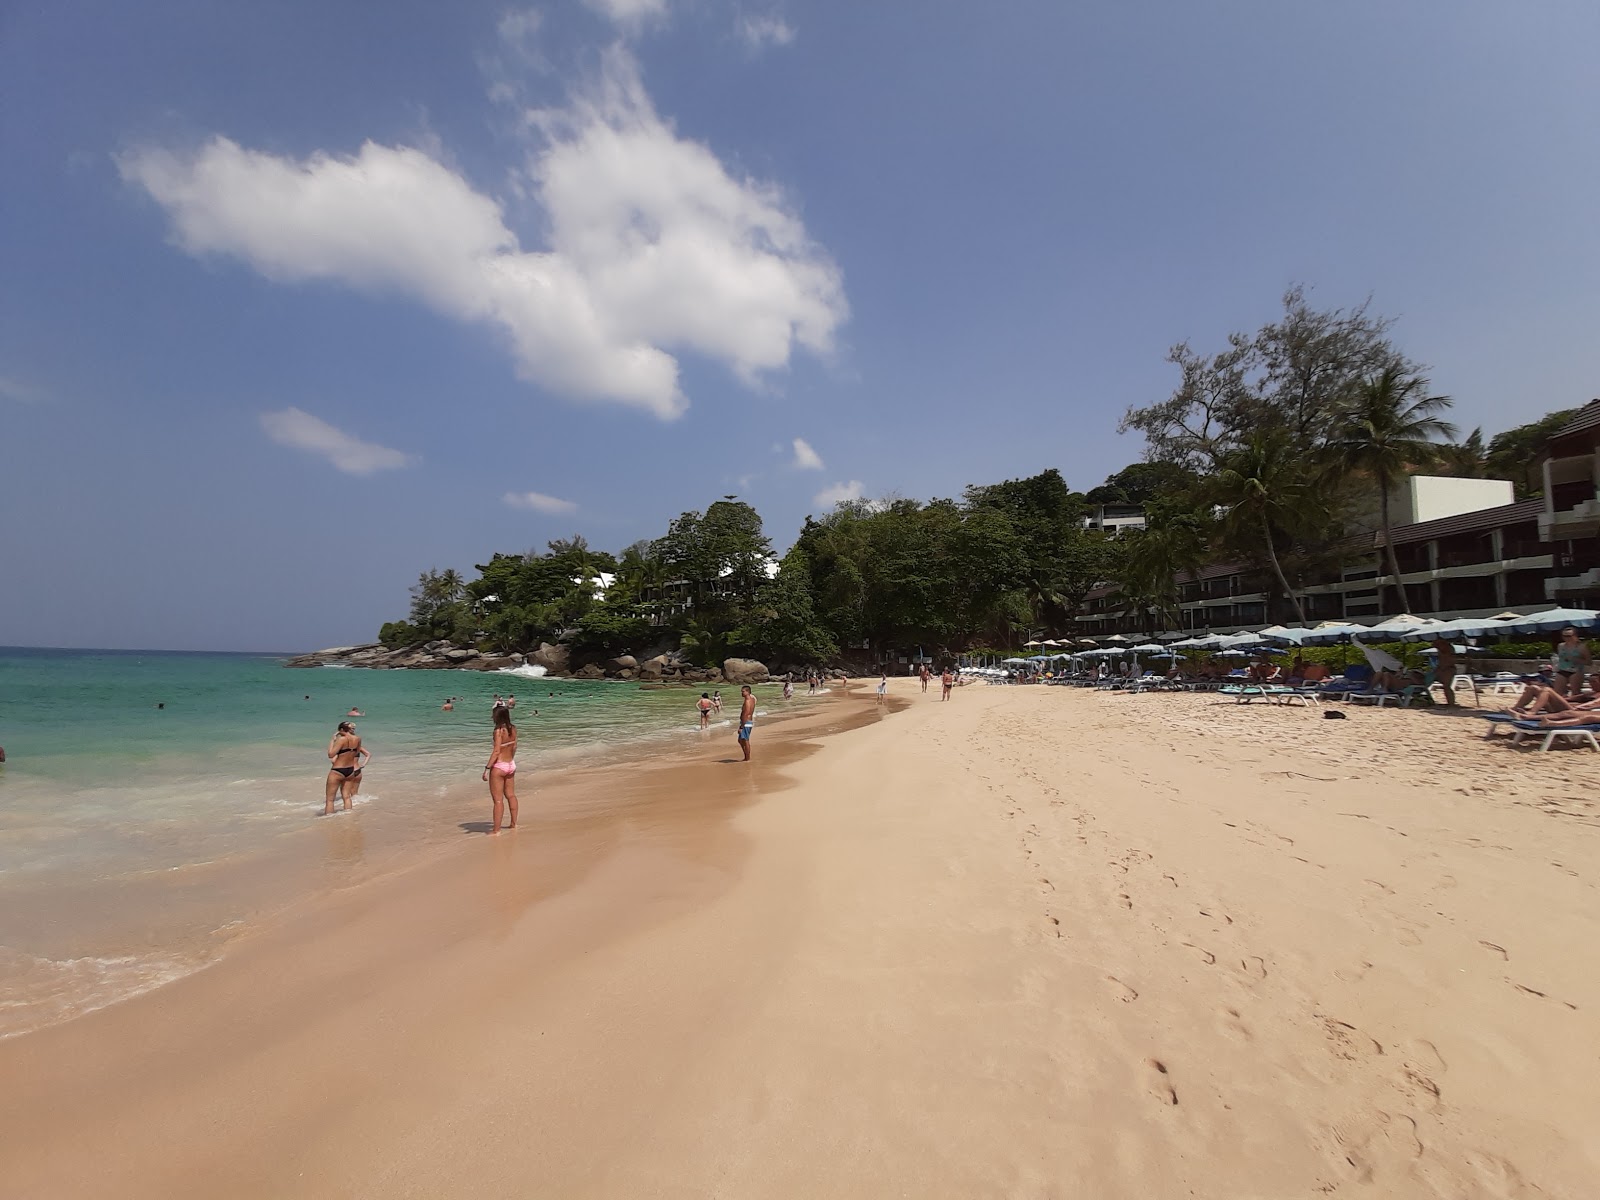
2;679;1596;1197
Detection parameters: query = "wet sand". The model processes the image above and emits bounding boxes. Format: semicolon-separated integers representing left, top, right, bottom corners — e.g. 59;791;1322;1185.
1;681;1595;1197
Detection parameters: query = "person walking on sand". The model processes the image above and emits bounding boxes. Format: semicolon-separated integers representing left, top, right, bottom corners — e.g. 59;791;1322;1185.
1553;627;1591;697
941;668;954;701
920;664;931;693
1429;636;1460;706
482;704;519;835
325;721;370;816
697;692;714;730
876;673;889;704
737;685;756;761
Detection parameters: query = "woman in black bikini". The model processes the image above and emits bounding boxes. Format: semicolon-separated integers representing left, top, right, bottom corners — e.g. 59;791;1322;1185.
325;721;371;815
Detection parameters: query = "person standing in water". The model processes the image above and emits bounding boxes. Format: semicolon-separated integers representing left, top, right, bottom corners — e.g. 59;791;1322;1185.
697;692;714;730
325;721;370;815
737;685;756;761
482;704;519;834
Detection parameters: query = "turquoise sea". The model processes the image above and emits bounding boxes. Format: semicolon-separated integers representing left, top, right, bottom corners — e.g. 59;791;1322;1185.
0;647;792;1039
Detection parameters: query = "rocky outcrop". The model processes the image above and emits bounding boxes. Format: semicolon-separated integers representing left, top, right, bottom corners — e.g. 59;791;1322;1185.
529;643;571;674
286;640;786;686
722;658;770;684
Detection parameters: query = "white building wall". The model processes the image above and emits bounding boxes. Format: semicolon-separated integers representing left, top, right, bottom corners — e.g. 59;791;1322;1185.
1400;476;1514;525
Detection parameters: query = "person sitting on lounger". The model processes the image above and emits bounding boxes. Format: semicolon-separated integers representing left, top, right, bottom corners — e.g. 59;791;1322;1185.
1511;685;1600;719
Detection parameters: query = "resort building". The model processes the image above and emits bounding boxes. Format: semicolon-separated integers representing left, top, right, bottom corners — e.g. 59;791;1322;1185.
1073;402;1600;636
1082;503;1147;535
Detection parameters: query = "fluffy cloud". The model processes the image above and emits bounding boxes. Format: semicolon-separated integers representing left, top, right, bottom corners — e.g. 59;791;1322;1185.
814;479;864;508
737;13;795;51
790;437;823;470
584;0;668;27
260;408;413;475
502;490;579;514
119;50;845;421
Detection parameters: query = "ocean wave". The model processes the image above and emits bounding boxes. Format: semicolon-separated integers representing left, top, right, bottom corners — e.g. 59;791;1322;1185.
0;947;207;1040
496;664;549;678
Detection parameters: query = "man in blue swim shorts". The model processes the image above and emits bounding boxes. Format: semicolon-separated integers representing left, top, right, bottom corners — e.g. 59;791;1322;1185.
737;684;756;761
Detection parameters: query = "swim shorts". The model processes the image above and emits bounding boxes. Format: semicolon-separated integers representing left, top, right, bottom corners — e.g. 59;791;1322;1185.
738;722;753;741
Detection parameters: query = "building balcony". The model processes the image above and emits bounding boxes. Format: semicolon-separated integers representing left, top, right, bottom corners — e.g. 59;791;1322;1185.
1546;567;1600;598
1538;498;1600;543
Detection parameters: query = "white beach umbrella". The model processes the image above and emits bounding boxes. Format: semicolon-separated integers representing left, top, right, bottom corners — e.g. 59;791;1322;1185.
1131;643;1165;653
1360;644;1403;673
1354;614;1440;641
1257;624;1312;645
1102;634;1130;644
1297;622;1371;646
1498;607;1600;634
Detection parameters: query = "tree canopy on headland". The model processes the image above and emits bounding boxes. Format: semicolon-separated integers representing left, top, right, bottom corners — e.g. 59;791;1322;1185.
379;290;1583;663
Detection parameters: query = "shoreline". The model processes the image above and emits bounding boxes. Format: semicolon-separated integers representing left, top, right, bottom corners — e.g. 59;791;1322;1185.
0;679;865;1042
2;681;1593;1196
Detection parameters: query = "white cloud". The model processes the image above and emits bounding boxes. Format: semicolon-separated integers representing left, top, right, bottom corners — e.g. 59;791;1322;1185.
584;0;667;30
737;13;795;51
259;408;413;475
814;479;864;508
503;490;579;514
496;7;543;55
120;52;844;422
0;375;46;404
790;437;824;470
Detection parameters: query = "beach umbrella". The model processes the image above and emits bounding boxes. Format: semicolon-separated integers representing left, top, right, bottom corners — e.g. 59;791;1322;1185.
1257;624;1312;645
1497;607;1600;634
1354;614;1440;641
1102;634;1130;644
1077;638;1099;647
1130;643;1165;653
1298;621;1370;646
1394;615;1519;644
1023;640;1044;648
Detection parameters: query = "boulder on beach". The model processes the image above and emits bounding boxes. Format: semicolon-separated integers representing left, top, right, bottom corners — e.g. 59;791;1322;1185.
530;643;571;674
722;658;770;684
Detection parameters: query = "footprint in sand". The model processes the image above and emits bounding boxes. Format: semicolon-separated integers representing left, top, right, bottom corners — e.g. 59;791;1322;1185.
1105;976;1138;1003
1478;940;1509;960
1319;1016;1383;1060
1218;1007;1253;1041
1237;955;1267;982
1141;1058;1178;1106
1327;1112;1423;1184
1181;943;1217;966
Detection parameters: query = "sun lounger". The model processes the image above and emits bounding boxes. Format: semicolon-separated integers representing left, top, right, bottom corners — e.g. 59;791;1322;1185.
1508;721;1600;752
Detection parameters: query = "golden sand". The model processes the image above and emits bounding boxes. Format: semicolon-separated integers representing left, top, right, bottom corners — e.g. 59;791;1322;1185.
2;681;1594;1197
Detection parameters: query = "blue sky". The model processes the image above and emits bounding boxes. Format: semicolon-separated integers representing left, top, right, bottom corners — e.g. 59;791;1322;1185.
3;0;1597;651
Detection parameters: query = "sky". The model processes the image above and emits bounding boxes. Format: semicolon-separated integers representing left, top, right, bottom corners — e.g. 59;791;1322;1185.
2;0;1597;652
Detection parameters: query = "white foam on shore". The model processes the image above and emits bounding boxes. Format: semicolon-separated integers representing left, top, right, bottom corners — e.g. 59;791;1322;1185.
496;664;550;678
0;947;208;1041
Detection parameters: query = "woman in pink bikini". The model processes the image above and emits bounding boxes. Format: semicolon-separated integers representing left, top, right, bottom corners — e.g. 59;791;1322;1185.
482;704;519;834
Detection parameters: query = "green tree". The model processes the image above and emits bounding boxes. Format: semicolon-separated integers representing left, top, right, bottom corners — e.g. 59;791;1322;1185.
1326;368;1456;613
1121;287;1418;470
1114;502;1213;629
1485;407;1581;497
1434;428;1488;478
1212;431;1326;625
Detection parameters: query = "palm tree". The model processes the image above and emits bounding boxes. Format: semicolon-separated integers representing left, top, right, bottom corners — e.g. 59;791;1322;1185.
1434;428;1487;478
1213;430;1323;625
1118;506;1211;630
1327;368;1456;613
